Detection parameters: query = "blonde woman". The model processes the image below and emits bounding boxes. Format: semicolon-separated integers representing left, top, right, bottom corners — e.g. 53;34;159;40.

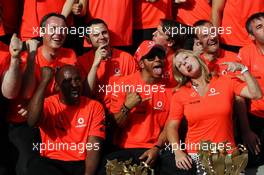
166;50;262;171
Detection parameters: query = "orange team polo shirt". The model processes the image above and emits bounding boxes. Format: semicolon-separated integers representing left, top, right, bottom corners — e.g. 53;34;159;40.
20;0;66;41
133;0;172;30
176;0;211;26
6;46;77;123
238;43;264;118
77;48;137;110
110;71;172;148
169;76;246;153
0;42;10;78
0;23;4;36
0;0;20;35
162;49;177;88
39;95;105;161
200;49;240;76
221;0;264;47
87;0;132;46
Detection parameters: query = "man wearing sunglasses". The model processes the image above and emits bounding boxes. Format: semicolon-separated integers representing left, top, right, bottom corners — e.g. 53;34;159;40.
97;40;172;174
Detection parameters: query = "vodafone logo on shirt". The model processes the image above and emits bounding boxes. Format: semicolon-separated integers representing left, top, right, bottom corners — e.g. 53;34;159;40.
153;100;164;110
76;117;87;128
114;67;121;76
208;88;220;96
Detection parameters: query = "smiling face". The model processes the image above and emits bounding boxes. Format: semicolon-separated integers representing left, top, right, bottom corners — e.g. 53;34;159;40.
196;22;219;54
42;16;67;49
87;23;110;48
56;66;82;105
173;52;201;78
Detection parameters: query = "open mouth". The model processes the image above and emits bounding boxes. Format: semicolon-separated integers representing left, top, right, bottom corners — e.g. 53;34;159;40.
71;90;80;98
52;37;63;44
186;64;192;72
153;65;163;75
208;39;218;46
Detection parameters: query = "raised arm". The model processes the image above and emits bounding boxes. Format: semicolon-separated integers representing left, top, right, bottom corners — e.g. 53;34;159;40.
222;62;262;99
211;0;226;28
27;67;53;127
21;39;39;99
87;44;107;93
72;0;87;16
61;0;76;18
1;34;23;99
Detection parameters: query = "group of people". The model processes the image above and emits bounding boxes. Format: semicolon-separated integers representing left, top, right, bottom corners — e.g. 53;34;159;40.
0;0;264;175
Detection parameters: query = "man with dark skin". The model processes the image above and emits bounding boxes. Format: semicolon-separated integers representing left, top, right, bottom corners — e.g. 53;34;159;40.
97;41;171;174
26;65;105;175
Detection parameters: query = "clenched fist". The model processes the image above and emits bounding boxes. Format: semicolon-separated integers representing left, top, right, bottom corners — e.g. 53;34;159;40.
9;33;23;58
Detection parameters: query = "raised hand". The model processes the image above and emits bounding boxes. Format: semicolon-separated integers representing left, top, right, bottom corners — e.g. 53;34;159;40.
72;0;83;15
9;33;23;58
25;39;40;53
93;43;109;67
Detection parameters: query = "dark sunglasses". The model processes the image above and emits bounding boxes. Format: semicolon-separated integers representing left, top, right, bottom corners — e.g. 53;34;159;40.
143;56;165;61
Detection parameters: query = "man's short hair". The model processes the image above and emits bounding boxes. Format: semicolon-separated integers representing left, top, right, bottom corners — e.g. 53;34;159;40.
246;12;264;35
55;65;80;83
40;13;67;28
84;18;108;37
193;20;212;28
193;20;213;39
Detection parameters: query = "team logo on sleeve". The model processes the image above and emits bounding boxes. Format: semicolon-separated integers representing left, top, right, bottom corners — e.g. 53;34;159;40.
208;88;220;96
76;117;86;128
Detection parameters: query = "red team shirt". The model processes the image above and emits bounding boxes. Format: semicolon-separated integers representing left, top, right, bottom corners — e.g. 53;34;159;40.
87;0;133;46
176;0;211;26
77;48;137;109
0;42;10;78
169;76;246;153
110;71;171;148
40;95;105;161
0;0;19;35
20;0;66;41
221;0;264;47
238;43;264;118
7;47;77;123
133;0;172;30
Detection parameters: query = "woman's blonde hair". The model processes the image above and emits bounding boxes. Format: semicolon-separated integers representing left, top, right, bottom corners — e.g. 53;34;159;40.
173;49;212;87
